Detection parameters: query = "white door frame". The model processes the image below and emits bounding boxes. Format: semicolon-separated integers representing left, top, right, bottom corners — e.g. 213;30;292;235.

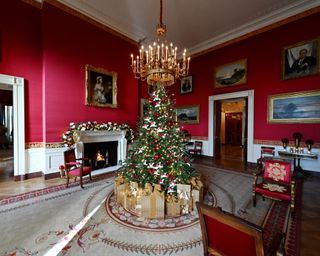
0;74;25;176
208;90;255;163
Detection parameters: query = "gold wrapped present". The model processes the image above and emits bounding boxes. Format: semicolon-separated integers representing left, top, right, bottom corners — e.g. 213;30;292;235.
177;184;192;214
190;176;204;211
140;184;165;219
123;194;137;210
166;195;180;217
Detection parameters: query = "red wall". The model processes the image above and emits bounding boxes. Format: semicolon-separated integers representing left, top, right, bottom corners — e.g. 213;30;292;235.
0;0;43;142
1;0;139;143
42;3;138;142
173;12;320;143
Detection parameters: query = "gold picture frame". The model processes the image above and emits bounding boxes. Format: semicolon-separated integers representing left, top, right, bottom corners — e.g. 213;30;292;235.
85;64;117;108
268;90;320;123
282;38;319;80
214;59;247;88
175;105;200;124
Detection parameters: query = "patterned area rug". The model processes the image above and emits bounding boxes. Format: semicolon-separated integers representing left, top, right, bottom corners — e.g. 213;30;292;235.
0;165;298;256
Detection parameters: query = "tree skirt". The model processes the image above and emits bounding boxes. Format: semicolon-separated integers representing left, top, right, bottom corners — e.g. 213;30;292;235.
0;165;298;256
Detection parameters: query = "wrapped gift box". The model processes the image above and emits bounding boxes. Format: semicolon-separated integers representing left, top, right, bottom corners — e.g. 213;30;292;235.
166;195;180;217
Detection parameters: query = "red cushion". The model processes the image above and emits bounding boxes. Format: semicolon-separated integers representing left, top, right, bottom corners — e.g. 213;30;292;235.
255;182;291;201
262;148;274;154
204;215;257;256
69;166;91;176
264;160;291;183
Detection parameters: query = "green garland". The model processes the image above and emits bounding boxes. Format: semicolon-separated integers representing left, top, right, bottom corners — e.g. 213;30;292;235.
62;121;134;147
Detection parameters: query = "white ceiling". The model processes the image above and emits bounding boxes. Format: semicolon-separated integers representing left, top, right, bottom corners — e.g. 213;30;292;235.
50;0;319;55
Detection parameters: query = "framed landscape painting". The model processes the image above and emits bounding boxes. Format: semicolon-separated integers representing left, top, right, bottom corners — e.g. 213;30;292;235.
85;64;118;108
282;38;319;80
175;105;200;124
214;59;247;88
268;90;320;123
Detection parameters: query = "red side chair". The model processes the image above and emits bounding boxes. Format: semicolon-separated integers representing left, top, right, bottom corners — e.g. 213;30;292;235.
196;202;283;256
257;146;275;168
63;148;92;188
189;141;203;157
253;159;295;210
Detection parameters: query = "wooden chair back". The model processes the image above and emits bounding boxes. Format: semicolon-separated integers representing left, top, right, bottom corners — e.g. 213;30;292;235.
196;202;265;256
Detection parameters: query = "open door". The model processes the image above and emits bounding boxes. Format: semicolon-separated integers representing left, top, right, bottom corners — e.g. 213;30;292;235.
214;100;222;160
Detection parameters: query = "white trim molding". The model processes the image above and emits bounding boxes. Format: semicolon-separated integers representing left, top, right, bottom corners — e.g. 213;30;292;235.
208;90;255;163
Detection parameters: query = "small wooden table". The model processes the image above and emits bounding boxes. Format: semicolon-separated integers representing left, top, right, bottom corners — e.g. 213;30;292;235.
278;150;318;174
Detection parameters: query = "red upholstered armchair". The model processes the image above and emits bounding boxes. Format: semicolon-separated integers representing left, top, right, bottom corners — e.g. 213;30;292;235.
196;202;283;256
63;148;92;188
253;159;295;210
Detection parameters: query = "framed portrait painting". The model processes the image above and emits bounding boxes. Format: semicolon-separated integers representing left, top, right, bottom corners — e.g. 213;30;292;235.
175;105;200;124
85;64;117;108
214;59;247;88
268;90;320;123
282;38;319;80
180;76;193;94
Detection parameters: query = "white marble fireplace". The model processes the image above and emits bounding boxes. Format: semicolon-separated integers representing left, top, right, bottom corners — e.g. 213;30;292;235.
74;130;127;175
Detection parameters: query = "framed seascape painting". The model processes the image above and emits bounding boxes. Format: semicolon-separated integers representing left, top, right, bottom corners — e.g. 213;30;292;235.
268;90;320;123
282;38;319;80
214;59;247;88
180;75;193;94
175;105;200;124
85;64;118;108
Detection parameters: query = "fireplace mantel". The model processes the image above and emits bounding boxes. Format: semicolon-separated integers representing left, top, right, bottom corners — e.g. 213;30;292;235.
74;130;127;174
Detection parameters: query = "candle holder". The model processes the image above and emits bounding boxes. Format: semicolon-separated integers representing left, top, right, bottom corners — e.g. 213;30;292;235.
292;132;303;151
281;138;289;150
305;139;314;154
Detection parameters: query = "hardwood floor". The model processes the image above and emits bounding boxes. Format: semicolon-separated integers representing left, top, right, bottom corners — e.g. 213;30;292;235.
1;146;319;255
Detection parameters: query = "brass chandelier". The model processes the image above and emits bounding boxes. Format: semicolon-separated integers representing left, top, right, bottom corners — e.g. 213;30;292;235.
130;0;190;86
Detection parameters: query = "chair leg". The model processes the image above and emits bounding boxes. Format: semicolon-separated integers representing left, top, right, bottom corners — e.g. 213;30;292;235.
66;176;70;188
253;194;256;207
262;196;265;201
89;173;92;181
80;176;84;189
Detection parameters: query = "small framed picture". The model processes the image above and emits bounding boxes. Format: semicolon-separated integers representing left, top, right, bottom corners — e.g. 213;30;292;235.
175;105;200;124
214;59;247;88
180;76;193;94
85;64;117;108
282;38;319;80
140;98;148;117
148;84;157;95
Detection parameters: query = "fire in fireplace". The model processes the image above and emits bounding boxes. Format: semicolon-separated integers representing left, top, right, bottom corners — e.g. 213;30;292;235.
84;141;118;170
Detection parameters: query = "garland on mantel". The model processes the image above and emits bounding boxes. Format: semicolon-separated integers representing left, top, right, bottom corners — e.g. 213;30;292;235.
62;121;134;147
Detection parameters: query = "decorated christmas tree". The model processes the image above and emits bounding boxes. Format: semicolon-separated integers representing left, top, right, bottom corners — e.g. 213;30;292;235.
121;84;195;195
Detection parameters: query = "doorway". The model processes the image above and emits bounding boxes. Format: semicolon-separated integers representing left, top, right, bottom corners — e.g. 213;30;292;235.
208;90;254;164
216;99;247;163
0;74;25;179
0;93;14;182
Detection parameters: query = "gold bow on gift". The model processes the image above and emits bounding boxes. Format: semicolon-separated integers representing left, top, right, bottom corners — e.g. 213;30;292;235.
191;176;203;190
166;194;179;203
142;183;153;196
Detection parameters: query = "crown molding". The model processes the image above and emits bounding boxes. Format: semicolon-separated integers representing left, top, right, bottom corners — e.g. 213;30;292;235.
189;0;320;57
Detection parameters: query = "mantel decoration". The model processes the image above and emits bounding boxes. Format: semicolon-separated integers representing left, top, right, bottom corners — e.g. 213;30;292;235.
62;121;134;147
130;0;190;86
